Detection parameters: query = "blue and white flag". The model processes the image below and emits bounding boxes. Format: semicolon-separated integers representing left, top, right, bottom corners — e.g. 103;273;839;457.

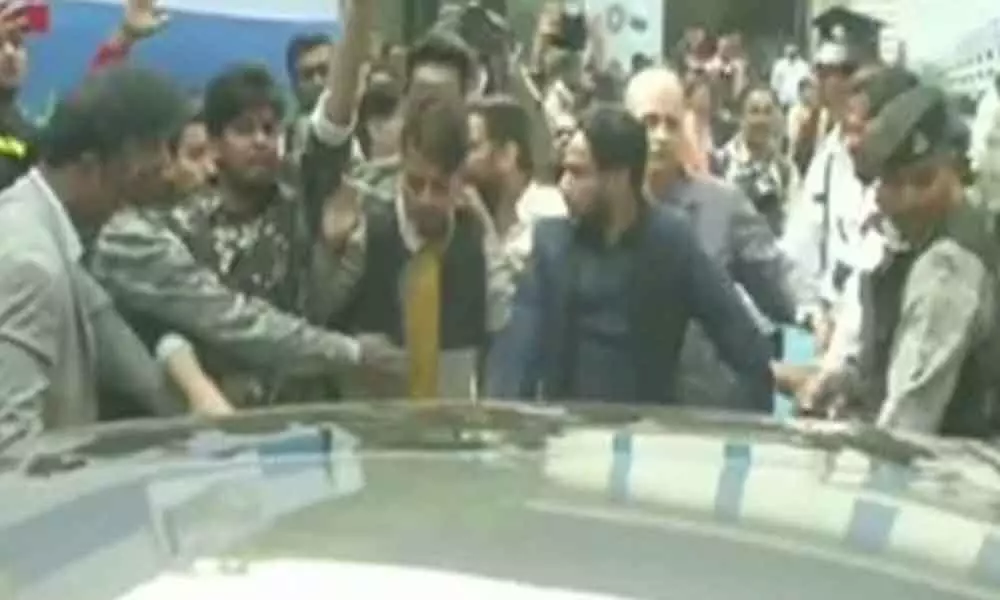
22;0;341;119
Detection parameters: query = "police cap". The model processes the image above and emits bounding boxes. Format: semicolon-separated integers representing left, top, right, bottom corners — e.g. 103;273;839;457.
856;85;951;181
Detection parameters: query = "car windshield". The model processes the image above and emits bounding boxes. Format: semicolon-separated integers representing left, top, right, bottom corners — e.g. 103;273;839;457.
2;402;1000;600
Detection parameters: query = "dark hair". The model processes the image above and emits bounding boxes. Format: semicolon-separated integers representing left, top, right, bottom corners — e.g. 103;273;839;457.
468;95;533;174
737;83;778;110
577;104;648;192
40;66;188;167
552;10;587;52
854;66;919;116
406;30;475;94
203;64;286;137
590;71;621;103
630;53;653;74
285;33;331;81
400;91;469;175
361;68;402;118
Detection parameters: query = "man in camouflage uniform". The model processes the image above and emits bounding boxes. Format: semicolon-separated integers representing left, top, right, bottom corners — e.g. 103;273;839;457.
828;85;1000;436
91;0;405;410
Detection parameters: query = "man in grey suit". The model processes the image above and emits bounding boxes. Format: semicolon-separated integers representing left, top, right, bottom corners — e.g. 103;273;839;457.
0;66;190;445
624;67;821;411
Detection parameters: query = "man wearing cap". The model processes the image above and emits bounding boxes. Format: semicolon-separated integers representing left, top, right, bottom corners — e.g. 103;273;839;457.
781;40;865;347
840;85;1000;436
775;66;919;411
784;6;889;326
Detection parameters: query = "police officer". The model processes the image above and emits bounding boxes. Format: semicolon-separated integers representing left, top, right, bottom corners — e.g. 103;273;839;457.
844;85;1000;436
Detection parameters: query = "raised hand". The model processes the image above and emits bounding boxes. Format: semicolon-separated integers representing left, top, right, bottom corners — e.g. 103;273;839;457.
122;0;169;40
0;1;30;38
321;184;363;253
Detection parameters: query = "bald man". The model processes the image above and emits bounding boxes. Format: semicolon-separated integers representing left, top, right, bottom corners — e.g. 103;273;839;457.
624;67;820;411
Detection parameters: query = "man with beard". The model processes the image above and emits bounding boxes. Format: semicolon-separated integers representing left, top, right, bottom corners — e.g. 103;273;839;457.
485;105;773;406
91;0;406;411
95;61;404;409
464;95;565;330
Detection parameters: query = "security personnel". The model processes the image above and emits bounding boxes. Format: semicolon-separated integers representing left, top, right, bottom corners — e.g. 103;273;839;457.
844;85;1000;436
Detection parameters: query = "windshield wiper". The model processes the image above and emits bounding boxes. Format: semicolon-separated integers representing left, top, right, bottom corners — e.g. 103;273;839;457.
785;420;937;466
4;402;570;477
1;401;957;480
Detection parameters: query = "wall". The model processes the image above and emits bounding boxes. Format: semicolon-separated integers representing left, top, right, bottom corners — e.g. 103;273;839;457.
943;17;1000;101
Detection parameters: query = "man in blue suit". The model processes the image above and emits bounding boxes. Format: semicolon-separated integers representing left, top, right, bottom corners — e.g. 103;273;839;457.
486;106;774;408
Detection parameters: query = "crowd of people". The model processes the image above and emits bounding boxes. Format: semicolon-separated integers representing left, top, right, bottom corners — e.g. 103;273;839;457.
1;0;998;451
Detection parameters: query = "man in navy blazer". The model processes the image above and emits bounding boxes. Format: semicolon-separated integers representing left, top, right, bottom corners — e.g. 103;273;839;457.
485;106;774;408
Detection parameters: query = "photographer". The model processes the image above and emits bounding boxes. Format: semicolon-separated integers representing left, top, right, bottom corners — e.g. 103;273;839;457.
713;84;793;236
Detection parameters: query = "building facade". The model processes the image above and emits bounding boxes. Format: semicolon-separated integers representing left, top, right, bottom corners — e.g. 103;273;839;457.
943;17;1000;101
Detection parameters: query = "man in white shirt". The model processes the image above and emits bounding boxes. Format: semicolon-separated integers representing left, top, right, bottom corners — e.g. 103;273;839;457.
781;66;919;334
782;122;867;307
775;67;924;412
464;95;567;330
780;43;857;304
770;44;811;110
